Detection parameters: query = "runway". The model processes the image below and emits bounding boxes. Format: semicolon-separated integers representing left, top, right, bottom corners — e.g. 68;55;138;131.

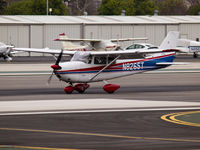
0;110;200;150
0;73;200;101
0;57;200;149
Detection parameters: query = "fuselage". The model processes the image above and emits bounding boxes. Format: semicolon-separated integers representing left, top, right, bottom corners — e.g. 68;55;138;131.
55;52;175;83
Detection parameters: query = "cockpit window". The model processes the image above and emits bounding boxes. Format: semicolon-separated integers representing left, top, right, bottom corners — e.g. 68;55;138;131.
126;44;145;50
94;56;107;64
146;44;152;48
135;44;145;49
126;45;135;50
71;51;90;63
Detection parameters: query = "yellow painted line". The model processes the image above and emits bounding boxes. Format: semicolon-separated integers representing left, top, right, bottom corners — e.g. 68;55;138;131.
161;110;200;127
0;127;200;143
0;145;79;150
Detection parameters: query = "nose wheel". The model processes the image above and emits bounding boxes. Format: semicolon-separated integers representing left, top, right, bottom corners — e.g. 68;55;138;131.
64;86;74;94
64;83;90;94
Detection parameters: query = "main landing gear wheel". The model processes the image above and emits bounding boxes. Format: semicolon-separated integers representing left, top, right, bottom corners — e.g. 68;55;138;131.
74;83;90;93
64;83;90;94
103;84;120;94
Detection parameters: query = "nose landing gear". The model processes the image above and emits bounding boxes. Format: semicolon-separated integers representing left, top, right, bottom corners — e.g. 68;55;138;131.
64;86;74;94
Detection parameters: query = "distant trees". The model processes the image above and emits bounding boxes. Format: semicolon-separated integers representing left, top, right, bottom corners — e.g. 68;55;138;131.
134;0;158;15
155;0;187;15
188;4;200;15
98;0;158;15
2;0;68;15
66;0;95;15
98;0;200;16
98;0;135;15
1;0;200;16
0;0;7;14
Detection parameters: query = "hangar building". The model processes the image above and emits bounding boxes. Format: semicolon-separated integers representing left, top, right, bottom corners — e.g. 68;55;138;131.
0;15;200;56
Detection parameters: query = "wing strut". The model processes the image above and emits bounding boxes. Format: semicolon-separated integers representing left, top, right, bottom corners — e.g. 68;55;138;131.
89;55;121;81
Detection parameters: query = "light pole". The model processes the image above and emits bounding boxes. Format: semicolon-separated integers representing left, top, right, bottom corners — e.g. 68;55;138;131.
49;8;52;15
47;0;49;15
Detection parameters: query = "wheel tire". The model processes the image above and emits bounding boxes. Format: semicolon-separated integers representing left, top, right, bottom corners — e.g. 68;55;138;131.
78;86;85;93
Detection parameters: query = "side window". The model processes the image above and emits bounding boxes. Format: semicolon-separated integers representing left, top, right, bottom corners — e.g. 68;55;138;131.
87;56;92;64
126;44;136;50
135;44;145;49
94;56;107;64
108;57;115;64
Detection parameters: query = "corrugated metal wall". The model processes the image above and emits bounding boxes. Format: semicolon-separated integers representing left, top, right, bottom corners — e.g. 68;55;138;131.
0;25;29;47
0;22;200;56
180;24;200;40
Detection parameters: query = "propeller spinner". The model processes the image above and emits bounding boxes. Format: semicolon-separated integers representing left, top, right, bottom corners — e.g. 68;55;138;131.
48;49;63;84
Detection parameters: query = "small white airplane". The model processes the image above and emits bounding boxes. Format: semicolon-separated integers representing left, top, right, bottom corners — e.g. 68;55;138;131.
13;31;183;94
54;33;148;51
0;42;14;62
124;38;200;58
177;39;200;58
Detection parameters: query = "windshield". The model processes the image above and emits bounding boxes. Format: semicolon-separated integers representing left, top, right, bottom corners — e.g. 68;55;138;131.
146;44;154;48
71;51;90;63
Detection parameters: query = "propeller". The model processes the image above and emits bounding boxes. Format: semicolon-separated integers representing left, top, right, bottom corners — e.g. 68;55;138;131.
0;42;14;62
47;49;63;85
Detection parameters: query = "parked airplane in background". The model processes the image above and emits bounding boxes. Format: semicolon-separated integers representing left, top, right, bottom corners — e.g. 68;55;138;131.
177;38;200;58
55;33;88;51
54;33;148;51
0;42;14;62
124;37;200;58
13;31;184;94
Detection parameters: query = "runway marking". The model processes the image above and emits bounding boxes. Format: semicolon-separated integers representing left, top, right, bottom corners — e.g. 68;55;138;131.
161;111;200;127
0;145;79;150
1;107;200;116
0;127;200;143
1;99;200;116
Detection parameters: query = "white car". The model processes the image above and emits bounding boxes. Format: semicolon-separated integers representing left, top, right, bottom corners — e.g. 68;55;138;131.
124;43;158;50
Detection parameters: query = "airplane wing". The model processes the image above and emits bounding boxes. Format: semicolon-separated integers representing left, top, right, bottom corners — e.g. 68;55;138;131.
54;38;101;42
12;47;75;55
56;48;181;57
110;37;148;42
12;47;181;56
87;48;180;56
54;38;147;42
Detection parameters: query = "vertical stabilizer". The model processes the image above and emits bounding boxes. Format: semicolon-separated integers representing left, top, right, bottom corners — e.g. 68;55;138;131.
59;33;78;50
159;31;179;49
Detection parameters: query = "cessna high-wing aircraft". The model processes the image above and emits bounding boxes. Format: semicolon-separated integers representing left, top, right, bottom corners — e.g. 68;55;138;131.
177;39;200;58
54;33;148;51
0;42;14;62
125;38;200;58
13;31;183;94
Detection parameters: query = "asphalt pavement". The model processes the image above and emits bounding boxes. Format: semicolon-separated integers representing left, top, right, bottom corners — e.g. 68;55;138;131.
0;55;200;149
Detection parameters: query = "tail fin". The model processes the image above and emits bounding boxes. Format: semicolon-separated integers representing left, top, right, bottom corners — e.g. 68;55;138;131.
59;33;79;50
159;31;179;49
